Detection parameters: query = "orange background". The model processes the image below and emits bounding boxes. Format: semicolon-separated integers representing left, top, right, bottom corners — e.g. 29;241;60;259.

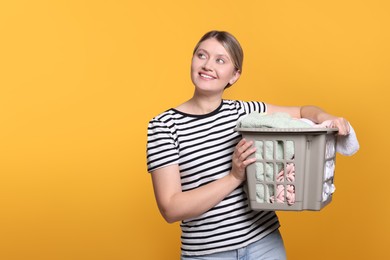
1;1;389;259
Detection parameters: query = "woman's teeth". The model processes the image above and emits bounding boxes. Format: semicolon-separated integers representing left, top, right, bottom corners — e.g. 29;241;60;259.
200;73;213;79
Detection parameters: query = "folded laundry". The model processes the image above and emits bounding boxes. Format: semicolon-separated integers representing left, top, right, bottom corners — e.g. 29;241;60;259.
237;112;312;129
270;184;295;205
270;163;296;205
254;139;295;161
256;162;296;204
323;182;336;202
277;163;295;182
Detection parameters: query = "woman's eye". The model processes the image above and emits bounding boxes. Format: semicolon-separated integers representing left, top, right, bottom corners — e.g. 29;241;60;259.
216;58;225;64
198;53;206;59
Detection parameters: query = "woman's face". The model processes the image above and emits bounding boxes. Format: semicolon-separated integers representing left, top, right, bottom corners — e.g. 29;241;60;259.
191;38;240;94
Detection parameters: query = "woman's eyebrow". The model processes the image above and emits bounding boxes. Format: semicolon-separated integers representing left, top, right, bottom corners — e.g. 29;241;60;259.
196;48;209;54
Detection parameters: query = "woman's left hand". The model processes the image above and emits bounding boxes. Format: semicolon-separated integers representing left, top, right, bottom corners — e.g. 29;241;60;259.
328;117;350;136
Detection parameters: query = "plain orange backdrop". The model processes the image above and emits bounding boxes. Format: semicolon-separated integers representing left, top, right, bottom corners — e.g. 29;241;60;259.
1;1;389;259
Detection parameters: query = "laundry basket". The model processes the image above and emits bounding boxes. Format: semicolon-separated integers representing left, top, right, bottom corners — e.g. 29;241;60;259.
235;128;339;211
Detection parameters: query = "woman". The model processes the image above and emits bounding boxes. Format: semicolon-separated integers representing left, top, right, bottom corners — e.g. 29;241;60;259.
147;30;350;259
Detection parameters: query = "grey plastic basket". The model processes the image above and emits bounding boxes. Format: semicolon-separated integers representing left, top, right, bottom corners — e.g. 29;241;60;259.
235;128;338;211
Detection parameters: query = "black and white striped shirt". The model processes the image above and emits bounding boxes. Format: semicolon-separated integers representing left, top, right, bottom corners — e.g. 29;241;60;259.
147;99;280;256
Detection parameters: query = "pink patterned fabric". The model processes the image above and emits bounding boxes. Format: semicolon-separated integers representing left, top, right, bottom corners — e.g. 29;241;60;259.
270;163;296;205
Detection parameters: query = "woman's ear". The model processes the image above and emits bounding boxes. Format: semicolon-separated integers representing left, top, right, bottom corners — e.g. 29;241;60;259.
229;70;241;85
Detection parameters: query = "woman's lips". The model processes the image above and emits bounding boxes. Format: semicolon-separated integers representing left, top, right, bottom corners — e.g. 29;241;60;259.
199;72;216;79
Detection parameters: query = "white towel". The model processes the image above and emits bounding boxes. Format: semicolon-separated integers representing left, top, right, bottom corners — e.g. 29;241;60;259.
300;119;359;156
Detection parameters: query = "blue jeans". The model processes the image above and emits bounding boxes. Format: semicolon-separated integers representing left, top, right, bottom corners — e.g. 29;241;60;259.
181;229;286;260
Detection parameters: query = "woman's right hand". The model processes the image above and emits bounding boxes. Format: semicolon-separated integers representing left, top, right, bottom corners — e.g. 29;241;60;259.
230;139;257;181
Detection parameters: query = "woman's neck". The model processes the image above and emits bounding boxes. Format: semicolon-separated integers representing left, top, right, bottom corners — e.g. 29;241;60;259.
175;92;223;115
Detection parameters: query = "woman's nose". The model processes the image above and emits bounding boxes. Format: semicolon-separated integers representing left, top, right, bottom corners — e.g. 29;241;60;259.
202;59;213;71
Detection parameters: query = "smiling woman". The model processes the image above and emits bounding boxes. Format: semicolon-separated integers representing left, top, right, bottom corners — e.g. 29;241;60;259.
146;30;351;259
191;31;243;94
190;38;241;99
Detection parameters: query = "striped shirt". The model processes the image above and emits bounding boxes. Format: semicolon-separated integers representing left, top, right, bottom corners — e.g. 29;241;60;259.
146;99;280;256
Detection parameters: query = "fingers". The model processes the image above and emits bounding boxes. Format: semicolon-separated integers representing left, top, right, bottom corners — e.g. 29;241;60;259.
231;139;256;181
236;139;256;161
231;139;257;181
331;117;350;136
